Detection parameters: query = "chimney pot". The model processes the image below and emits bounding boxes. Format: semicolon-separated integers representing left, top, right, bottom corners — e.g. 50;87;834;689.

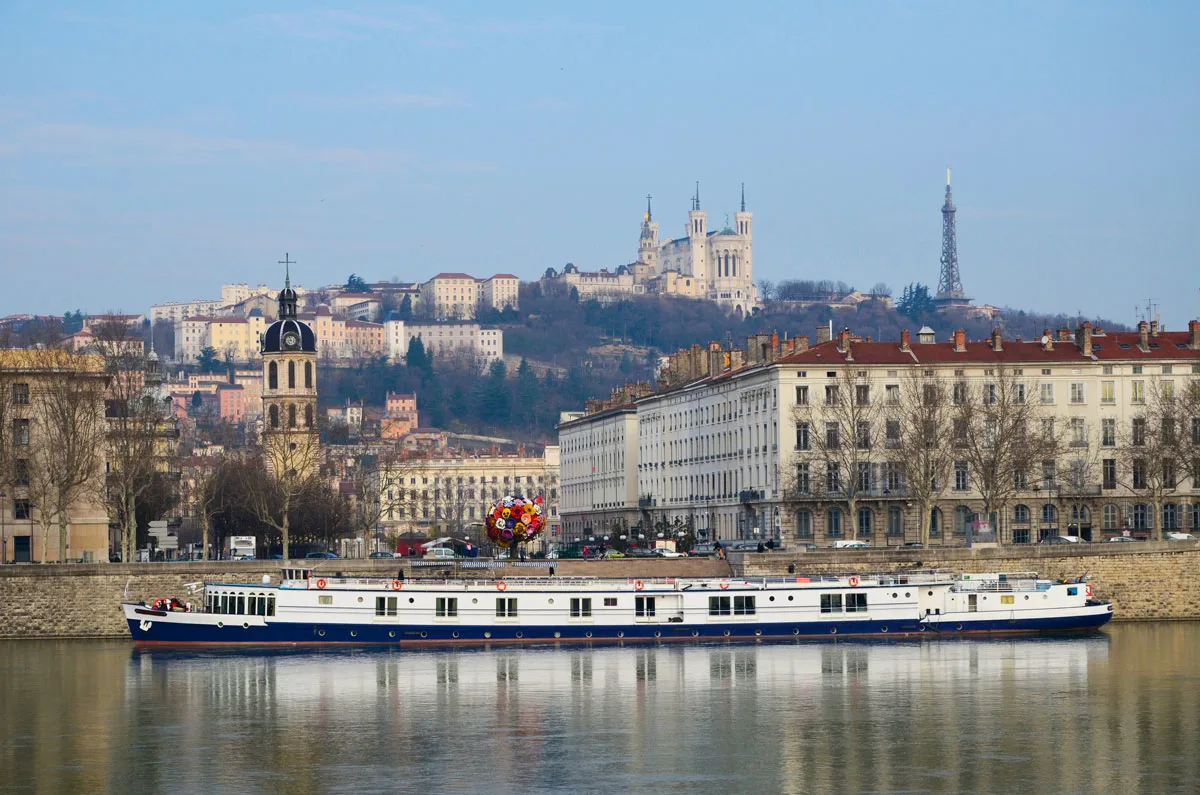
900;329;911;351
1189;320;1200;351
1150;319;1160;337
1138;321;1150;350
816;325;831;345
953;329;966;353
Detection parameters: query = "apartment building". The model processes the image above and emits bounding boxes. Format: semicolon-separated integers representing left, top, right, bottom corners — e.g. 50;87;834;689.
383;319;503;367
371;447;560;540
560;320;1200;547
419;273;521;320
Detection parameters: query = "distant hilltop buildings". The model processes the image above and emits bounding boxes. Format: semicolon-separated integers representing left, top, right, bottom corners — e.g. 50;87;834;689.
542;184;760;313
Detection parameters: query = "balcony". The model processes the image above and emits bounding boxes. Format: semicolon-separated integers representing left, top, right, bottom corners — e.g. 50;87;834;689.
739;489;764;503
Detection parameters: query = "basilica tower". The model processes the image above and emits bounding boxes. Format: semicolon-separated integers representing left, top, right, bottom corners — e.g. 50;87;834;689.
687;182;708;280
261;261;319;476
638;194;659;274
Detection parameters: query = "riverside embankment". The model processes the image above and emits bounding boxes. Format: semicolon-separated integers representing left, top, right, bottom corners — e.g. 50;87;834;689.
0;542;1197;638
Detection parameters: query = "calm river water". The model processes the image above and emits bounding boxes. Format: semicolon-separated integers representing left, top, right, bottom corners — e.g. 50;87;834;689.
2;624;1200;793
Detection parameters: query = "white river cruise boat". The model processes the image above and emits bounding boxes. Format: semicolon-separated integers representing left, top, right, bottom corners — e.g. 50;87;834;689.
122;568;1113;646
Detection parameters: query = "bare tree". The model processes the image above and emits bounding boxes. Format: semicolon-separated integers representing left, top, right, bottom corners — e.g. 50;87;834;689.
1055;416;1105;539
887;370;955;544
246;431;321;559
91;318;176;562
954;366;1061;544
1119;378;1189;540
791;370;884;539
356;450;427;551
0;361;15;562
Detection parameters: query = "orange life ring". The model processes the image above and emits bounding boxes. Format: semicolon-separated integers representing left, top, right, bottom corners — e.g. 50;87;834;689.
1085;583;1093;598
391;579;403;591
848;576;860;587
634;580;645;591
719;580;730;590
496;580;508;592
316;578;327;589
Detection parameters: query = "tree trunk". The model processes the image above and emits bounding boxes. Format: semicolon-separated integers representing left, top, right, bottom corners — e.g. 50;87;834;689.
39;516;51;564
201;505;209;562
1153;497;1163;541
917;500;931;546
282;509;290;560
124;493;137;564
58;513;69;563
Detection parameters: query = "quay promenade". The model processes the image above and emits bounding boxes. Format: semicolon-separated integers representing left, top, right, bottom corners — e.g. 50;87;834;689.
1;542;1198;638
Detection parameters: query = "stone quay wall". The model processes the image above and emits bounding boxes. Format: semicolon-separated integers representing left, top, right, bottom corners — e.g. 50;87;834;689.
0;557;731;639
729;540;1200;621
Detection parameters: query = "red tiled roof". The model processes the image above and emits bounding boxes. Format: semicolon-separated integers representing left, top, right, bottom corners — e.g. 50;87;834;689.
487;273;520;280
428;273;480;281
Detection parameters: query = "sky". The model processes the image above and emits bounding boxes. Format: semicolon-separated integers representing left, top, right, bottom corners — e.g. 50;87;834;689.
2;1;1198;327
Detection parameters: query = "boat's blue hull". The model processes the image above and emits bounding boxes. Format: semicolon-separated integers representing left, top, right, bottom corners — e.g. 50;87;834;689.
127;611;1113;646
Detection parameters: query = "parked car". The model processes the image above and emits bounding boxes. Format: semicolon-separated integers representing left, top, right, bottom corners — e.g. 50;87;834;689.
424;547;457;559
689;543;718;557
795;542;819;552
603;550;625;559
369;551;397;559
1039;535;1083;545
1107;536;1139;543
306;551;339;559
1166;533;1197;541
902;541;925;549
652;548;687;558
833;539;870;549
626;548;657;558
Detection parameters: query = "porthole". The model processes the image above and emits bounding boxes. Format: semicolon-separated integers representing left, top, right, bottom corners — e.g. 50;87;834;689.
880;626;888;633
788;595;794;601
553;631;560;638
692;630;699;637
389;631;396;638
452;631;460;639
409;597;415;604
421;631;428;638
723;630;730;637
217;622;224;628
357;597;363;603
350;630;357;637
585;632;592;639
548;598;554;604
769;596;775;602
956;624;963;631
919;625;926;632
830;627;837;635
892;593;898;599
1024;595;1030;600
318;629;325;637
654;631;661;638
242;622;250;629
905;592;910;598
484;631;491;639
928;591;934;596
472;598;479;604
515;632;523;639
617;631;624;638
793;628;799;635
754;629;762;637
1043;595;1048;600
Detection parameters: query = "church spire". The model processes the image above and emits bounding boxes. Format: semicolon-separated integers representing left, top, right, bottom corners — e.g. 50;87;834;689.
693;181;700;211
645;194;652;222
740;182;745;212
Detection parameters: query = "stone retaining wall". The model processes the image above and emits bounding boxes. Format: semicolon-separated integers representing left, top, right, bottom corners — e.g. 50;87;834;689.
729;540;1200;621
0;557;731;638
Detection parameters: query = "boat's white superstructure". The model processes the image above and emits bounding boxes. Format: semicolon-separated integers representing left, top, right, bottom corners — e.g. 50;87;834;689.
123;568;1113;645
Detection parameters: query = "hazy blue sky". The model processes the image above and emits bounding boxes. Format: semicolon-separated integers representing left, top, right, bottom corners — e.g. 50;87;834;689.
2;1;1198;327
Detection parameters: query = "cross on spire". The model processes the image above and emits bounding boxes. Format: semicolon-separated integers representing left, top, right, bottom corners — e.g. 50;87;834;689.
279;253;295;288
645;194;652;222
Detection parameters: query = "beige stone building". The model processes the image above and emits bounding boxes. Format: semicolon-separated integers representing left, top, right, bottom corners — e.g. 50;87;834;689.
420;273;521;320
0;349;109;563
560;320;1200;547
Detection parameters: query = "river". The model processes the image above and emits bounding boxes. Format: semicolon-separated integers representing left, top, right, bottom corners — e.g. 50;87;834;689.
2;624;1199;793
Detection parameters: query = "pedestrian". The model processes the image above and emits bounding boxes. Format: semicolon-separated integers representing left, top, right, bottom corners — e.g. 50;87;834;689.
766;538;776;551
756;541;765;553
583;545;590;560
549;565;555;577
787;563;796;574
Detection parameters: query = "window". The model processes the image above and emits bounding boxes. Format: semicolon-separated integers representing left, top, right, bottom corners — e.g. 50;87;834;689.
1001;595;1016;605
825;385;839;406
287;360;295;389
984;384;998;405
1102;504;1119;530
604;597;618;607
13;459;29;486
1040;384;1054;404
855;385;870;406
375;596;398;616
14;499;31;520
708;596;731;616
635;596;655;617
1132;418;1146;447
1013;504;1030;524
820;594;843;614
953;382;967;405
1164;459;1177;489
930;508;942;537
886;385;900;405
885;420;900;447
269;362;279;389
825;422;840;449
1163;504;1180;531
1042;504;1057;526
1132;380;1145;403
1013;383;1027;404
826;465;841;493
953;418;967;446
827;507;842;538
734;596;756;615
288;404;297;428
12;383;29;404
1101;381;1115;404
1193;417;1200;445
570;598;592;618
954;461;969;491
846;593;868;613
795;510;813;538
795;422;810;451
856;421;871;449
1132;504;1151;530
887;507;903;537
1102;418;1116;447
1103;459;1117;490
13;419;29;446
436;597;457;617
955;506;971;536
318;595;333;605
857;507;872;537
795;464;810;494
496;598;518;617
1042;460;1057;490
1163;381;1176;400
795;385;809;406
1132;459;1148;489
1071;418;1086;447
1070;382;1085;404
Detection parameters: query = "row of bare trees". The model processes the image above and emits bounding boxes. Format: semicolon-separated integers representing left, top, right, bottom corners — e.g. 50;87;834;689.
789;368;1200;543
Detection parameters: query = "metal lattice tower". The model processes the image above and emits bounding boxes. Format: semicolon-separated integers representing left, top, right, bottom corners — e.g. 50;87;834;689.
936;168;965;299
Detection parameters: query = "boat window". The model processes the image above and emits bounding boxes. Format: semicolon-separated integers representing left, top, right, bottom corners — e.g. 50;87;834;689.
237;595;245;615
1067;587;1078;596
604;598;618;607
436;597;458;617
734;596;756;615
267;595;276;616
496;598;518;617
319;595;333;606
376;596;397;616
708;596;731;616
220;594;229;614
846;593;867;613
820;594;843;614
258;595;267;616
570;598;592;618
247;595;257;616
1001;595;1014;605
635;596;655;617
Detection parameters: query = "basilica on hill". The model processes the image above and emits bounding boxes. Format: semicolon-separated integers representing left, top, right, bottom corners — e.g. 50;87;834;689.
542;184;759;314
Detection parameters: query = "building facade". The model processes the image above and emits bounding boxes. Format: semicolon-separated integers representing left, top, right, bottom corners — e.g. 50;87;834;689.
559;320;1200;548
260;279;319;475
419;273;521;320
383;319;503;368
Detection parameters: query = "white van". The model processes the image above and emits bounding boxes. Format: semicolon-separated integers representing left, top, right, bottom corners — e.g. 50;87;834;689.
423;546;457;559
833;539;870;549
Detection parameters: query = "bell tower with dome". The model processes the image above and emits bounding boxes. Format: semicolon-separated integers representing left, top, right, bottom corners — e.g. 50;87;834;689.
260;256;319;475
